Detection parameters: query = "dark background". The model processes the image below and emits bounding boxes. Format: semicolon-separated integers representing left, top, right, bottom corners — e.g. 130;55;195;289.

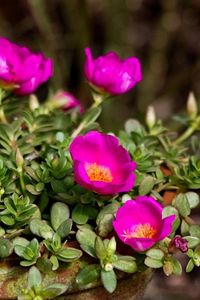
1;0;200;130
0;1;200;299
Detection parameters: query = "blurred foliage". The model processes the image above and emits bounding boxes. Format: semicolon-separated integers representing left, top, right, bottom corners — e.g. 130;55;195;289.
0;0;200;129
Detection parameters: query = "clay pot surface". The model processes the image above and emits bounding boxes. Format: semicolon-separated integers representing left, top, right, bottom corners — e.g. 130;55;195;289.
0;258;152;300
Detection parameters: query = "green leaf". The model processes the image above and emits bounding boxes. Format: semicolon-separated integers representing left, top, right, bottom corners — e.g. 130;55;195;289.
36;257;53;274
50;202;70;231
96;202;120;226
0;214;15;226
80;244;97;258
146;249;164;260
144;257;163;269
186;259;194;272
97;213;114;237
189;225;200;239
95;237;106;259
72;204;89;225
181;220;190;236
0;238;13;258
185;192;200;209
113;258;137;273
162;206;180;231
139;176;155;195
58;248;82;262
76;228;97;250
51;179;68;193
20;260;36;267
76;264;100;286
107;237;117;256
40;283;67;299
175;194;191;217
26;184;41;195
56;219;72;239
171;258;182;275
30;218;54;240
184;236;200;248
50;255;59;271
12;237;29;247
101;269;117;293
28;266;42;288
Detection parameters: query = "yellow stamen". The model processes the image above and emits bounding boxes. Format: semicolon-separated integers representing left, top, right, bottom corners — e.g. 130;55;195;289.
122;223;157;241
85;162;113;183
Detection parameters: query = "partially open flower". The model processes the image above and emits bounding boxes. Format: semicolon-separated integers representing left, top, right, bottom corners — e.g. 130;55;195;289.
0;37;53;95
168;235;188;253
48;90;84;113
69;131;136;195
113;196;175;252
84;48;142;95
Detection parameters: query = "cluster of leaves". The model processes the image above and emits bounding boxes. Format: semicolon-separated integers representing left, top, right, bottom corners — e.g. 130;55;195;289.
0;91;199;299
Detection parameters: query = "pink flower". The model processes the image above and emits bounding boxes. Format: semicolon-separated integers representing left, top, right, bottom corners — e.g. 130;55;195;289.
113;196;176;252
69;131;136;195
0;37;53;95
84;48;142;95
49;90;84;113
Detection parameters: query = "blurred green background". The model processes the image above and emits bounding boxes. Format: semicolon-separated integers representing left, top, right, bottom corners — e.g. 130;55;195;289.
0;0;200;131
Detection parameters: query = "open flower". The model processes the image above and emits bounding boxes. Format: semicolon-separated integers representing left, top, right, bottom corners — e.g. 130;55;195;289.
0;37;53;95
84;47;142;95
48;90;84;113
113;196;175;252
69;131;136;195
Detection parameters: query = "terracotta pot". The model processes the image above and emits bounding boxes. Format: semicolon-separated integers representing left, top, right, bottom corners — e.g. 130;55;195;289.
0;258;153;299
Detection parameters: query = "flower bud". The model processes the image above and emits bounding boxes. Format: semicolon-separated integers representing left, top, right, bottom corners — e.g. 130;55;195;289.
47;90;84;113
168;235;188;253
29;94;39;111
146;105;156;129
187;92;197;119
16;148;24;171
104;263;113;271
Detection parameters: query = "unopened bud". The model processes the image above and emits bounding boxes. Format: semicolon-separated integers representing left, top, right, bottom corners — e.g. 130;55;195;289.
104;263;113;271
168;235;188;254
146;106;156;129
29;94;39;111
187;92;197;119
16;148;24;171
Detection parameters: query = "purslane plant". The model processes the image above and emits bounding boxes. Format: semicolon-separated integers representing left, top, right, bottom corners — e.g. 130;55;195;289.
0;38;199;299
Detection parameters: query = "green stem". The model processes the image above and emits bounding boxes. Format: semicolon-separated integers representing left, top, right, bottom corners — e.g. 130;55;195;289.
174;116;200;145
19;171;26;195
71;93;107;138
71;120;86;139
156;182;178;193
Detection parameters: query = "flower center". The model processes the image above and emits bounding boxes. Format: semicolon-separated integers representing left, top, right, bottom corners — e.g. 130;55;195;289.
85;162;113;183
122;223;157;240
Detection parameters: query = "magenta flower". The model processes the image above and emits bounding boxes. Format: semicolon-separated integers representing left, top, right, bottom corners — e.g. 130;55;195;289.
84;48;142;95
69;131;136;195
113;196;175;252
49;90;84;113
0;37;53;95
